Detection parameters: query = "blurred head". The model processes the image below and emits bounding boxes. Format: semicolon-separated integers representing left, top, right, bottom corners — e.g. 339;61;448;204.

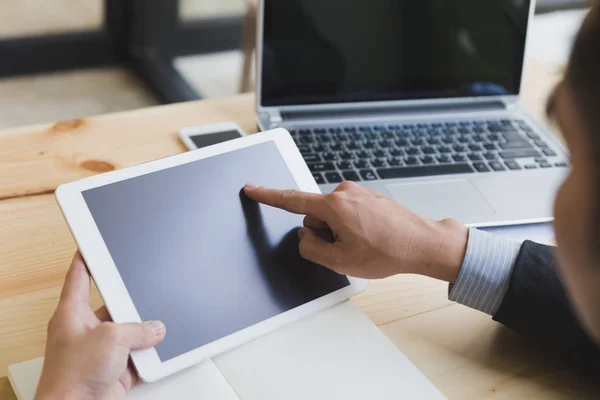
550;4;600;342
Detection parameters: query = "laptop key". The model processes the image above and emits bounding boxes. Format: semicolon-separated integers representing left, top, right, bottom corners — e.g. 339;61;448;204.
377;163;474;179
469;153;483;161
505;160;521;170
484;143;497;150
317;134;333;143
534;139;549;148
297;145;311;155
500;149;541;159
473;162;490;173
337;161;352;170
489;161;506;171
406;147;421;155
325;172;343;183
453;154;467;162
335;133;349;142
502;131;524;140
389;148;404;157
357;150;371;159
342;170;361;182
303;153;322;163
405;156;419;165
555;162;568;167
312;172;325;184
350;132;364;141
543;149;557;157
437;155;452;163
360;169;379;181
421;156;435;164
525;164;538;169
484;152;497;160
499;141;533;149
371;158;387;167
488;124;518;132
354;160;369;169
323;152;339;161
388;157;403;166
339;151;353;160
308;162;336;172
299;136;314;144
373;149;387;158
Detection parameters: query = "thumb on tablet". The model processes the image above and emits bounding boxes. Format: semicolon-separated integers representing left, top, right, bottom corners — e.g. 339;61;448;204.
111;321;167;350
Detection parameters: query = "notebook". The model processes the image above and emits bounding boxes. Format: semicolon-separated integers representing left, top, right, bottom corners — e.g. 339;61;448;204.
8;301;445;400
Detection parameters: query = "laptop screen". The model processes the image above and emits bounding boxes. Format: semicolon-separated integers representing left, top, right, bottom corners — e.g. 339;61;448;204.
260;0;531;107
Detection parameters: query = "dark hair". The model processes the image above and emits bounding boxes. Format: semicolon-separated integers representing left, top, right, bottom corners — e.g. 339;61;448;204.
548;3;600;251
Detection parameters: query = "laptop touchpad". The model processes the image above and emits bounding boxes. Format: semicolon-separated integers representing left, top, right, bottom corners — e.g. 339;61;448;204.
385;179;496;222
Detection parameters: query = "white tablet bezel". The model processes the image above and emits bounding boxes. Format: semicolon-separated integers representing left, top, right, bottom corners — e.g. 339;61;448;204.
55;128;368;383
179;122;246;151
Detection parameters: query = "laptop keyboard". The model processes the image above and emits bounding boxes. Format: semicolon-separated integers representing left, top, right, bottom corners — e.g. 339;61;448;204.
288;118;568;185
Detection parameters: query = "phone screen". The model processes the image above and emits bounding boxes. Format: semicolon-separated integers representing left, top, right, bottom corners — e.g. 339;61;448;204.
190;130;243;149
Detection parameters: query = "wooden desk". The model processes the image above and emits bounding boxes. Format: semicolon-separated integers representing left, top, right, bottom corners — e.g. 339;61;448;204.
1;60;598;400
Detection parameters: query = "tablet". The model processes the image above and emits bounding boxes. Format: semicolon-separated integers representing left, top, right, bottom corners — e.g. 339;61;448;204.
55;129;368;382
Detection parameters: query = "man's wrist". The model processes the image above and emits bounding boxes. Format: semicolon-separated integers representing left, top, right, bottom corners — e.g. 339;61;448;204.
422;219;468;283
35;378;82;400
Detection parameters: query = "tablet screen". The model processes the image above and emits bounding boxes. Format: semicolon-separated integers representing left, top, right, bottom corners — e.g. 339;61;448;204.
82;141;350;362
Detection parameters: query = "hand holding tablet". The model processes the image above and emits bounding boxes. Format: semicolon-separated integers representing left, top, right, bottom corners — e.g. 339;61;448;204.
55;129;367;382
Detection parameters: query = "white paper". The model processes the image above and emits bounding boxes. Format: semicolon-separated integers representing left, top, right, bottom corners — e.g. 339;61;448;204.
214;301;445;400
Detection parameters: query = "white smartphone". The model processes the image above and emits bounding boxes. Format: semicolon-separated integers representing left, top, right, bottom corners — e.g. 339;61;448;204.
179;122;247;151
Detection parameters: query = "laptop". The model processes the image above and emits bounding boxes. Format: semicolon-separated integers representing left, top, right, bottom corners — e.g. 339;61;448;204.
255;0;569;227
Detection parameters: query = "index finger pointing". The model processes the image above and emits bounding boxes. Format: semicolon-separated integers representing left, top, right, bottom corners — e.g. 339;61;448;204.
244;185;325;216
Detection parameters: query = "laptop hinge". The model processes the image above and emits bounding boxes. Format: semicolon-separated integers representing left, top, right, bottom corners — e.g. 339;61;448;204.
276;100;508;125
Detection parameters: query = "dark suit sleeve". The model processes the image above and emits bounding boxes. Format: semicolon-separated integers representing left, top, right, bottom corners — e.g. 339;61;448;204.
492;240;599;366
